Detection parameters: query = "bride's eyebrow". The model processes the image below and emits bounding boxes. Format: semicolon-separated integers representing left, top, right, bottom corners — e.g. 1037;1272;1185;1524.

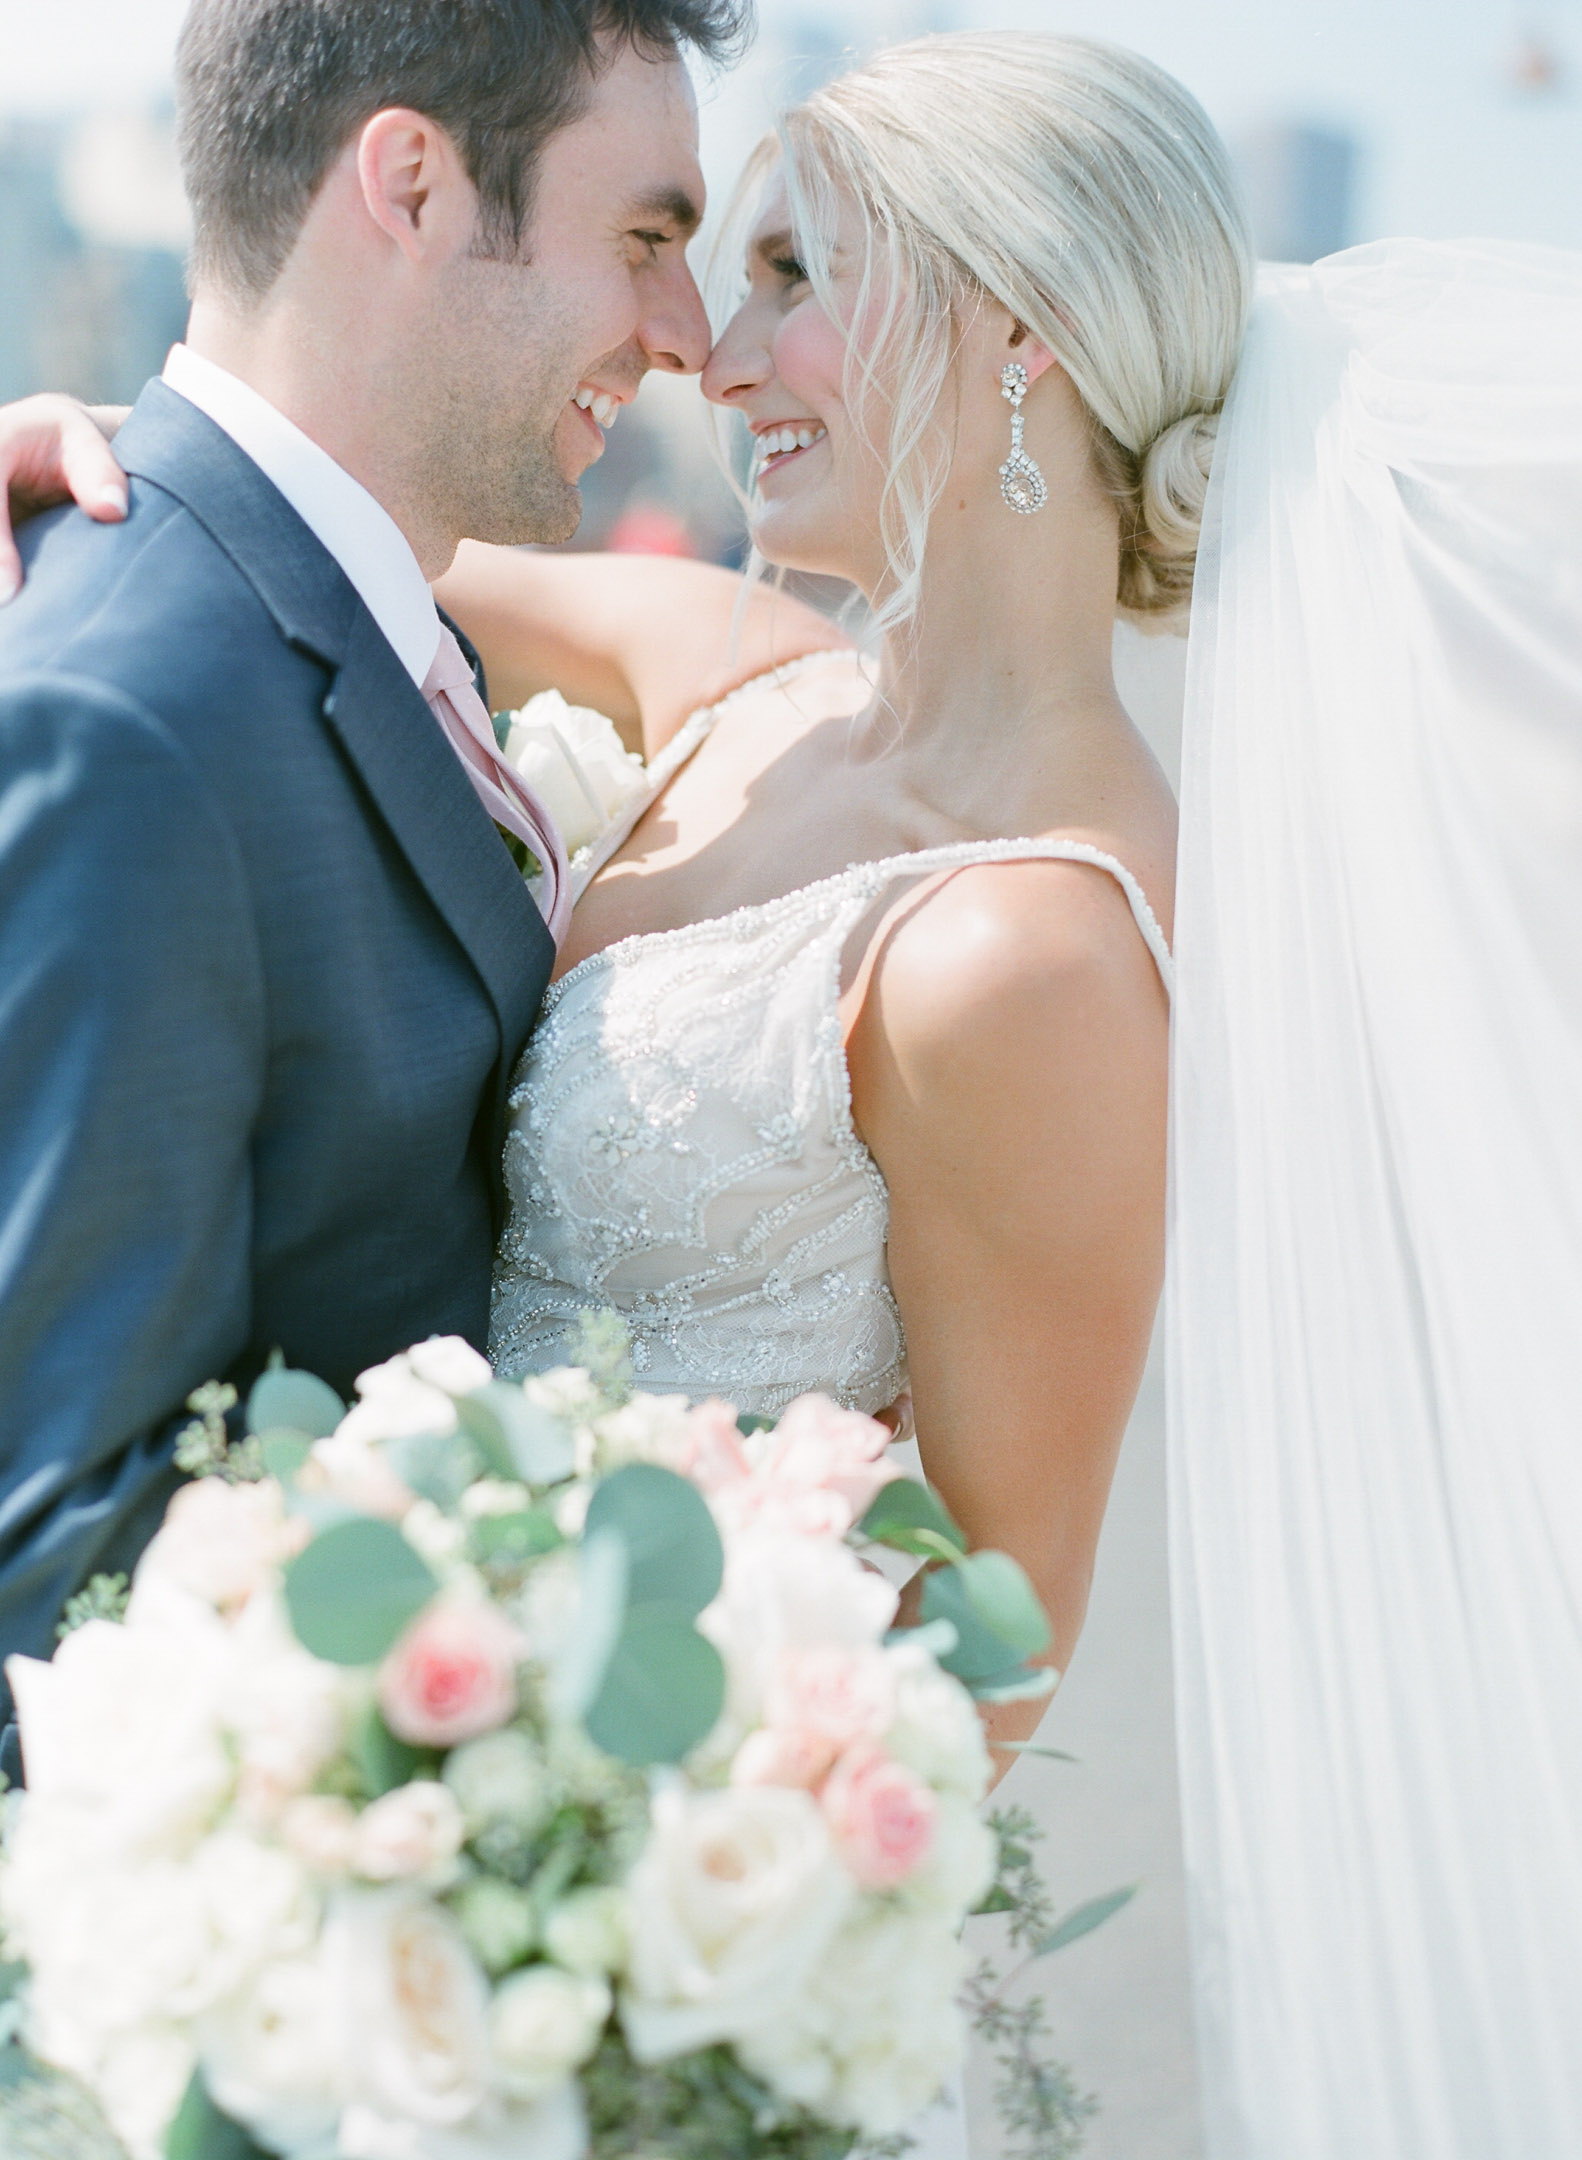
751;227;797;265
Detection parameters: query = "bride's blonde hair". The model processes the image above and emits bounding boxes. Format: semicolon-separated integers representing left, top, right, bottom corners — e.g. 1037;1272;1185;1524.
723;34;1253;632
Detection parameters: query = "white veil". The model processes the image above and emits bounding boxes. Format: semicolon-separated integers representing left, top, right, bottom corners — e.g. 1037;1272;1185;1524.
1168;239;1582;2157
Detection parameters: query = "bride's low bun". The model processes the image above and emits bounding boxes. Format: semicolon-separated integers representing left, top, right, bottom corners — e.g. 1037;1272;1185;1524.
1106;407;1223;625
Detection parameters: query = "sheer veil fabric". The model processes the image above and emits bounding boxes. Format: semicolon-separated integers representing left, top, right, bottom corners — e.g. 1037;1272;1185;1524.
1168;241;1582;2157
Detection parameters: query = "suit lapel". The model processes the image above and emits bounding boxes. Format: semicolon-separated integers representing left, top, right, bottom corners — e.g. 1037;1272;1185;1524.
324;608;554;1101
117;381;553;1154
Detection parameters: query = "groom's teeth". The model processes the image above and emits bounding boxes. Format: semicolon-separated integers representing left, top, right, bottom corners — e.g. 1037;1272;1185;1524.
574;387;595;411
592;393;617;427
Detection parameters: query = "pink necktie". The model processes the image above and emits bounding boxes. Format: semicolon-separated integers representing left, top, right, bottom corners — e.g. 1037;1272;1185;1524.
423;624;570;947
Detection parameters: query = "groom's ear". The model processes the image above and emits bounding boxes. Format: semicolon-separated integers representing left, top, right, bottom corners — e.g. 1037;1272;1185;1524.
355;108;475;265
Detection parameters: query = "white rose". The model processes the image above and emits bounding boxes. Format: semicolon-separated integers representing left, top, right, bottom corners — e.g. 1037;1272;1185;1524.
620;1784;854;2062
459;1479;533;1519
337;1352;461;1450
489;1965;611;2098
405;1336;495;1397
198;1949;345;2157
882;1643;993;1802
226;1592;349;1815
541;1885;628;1978
701;1534;899;1737
737;1901;966;2137
353;1782;467;1885
443;1729;552;1834
328;1887;494;2126
303;1430;418;1521
502;692;647;856
899;1793;997;1921
280;1794;360;1876
136;1477;303;1611
591;1393;692;1474
338;2079;588;2160
5;1619;233;1854
86;2022;197;2160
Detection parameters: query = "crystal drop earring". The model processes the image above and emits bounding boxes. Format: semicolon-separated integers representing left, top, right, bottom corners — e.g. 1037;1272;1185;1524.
998;361;1047;515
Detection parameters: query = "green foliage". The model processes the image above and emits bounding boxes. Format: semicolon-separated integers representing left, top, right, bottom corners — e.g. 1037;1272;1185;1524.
566;1310;635;1406
856;1478;967;1561
469;1507;563;1591
1034;1887;1138;1959
164;2073;269;2160
919;1558;1054;1701
962;1963;1095;2160
583;1603;727;1767
282;1516;438;1665
581;2030;862;2160
977;1807;1054;1948
568;1467;729;1766
349;1700;435;1799
382;1427;479;1510
56;1574;129;1639
456;1386;576;1486
256;1432;311;1483
172;1382;258;1483
243;1366;343;1441
0;2057;131;2155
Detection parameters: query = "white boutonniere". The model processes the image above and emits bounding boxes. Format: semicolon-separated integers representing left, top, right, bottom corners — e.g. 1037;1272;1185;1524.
498;692;648;865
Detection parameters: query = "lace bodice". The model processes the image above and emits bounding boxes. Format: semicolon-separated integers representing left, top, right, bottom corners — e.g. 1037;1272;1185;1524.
489;665;1173;1415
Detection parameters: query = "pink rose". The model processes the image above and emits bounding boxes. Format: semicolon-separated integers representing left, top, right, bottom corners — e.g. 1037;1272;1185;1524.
763;1645;897;1770
821;1742;937;1888
673;1400;752;1493
377;1603;523;1748
760;1397;895;1528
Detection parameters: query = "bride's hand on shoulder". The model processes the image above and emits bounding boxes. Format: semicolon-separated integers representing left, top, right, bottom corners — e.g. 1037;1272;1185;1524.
0;395;132;602
848;857;1170;1769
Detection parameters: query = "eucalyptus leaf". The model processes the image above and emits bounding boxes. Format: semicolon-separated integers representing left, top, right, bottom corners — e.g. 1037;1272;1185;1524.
459;1386;577;1486
351;1699;434;1799
857;1477;968;1557
583;1601;727;1766
165;2072;270;2160
1032;1884;1138;1958
383;1426;479;1509
970;1882;1020;1916
992;1742;1079;1762
735;1412;774;1436
886;1617;959;1660
244;1367;343;1442
550;1527;629;1722
257;1430;311;1483
969;1665;1059;1705
950;1551;1051;1659
582;1463;723;1617
283;1516;438;1666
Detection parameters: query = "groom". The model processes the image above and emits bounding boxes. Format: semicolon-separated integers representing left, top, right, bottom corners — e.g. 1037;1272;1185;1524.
0;0;743;1766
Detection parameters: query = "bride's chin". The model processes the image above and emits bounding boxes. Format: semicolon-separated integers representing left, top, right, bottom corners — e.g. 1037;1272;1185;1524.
748;511;853;585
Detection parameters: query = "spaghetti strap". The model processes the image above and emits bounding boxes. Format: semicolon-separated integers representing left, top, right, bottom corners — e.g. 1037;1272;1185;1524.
848;837;1174;1002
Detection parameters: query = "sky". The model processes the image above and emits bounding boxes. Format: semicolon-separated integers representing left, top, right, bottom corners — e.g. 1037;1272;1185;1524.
2;0;1580;249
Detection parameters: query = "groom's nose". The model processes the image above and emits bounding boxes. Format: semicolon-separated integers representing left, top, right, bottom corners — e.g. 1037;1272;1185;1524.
639;257;713;375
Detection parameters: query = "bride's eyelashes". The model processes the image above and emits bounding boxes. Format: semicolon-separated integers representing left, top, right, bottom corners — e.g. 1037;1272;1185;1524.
769;252;809;287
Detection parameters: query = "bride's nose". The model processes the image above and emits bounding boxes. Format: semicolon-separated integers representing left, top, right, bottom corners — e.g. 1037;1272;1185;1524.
701;300;774;407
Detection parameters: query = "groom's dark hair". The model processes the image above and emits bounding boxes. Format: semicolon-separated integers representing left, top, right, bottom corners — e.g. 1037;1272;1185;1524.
176;0;750;300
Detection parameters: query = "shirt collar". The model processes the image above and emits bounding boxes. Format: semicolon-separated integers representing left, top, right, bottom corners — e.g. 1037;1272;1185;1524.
161;344;440;691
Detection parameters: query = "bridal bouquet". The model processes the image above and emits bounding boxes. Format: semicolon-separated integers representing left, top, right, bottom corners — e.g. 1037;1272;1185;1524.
0;1322;1107;2160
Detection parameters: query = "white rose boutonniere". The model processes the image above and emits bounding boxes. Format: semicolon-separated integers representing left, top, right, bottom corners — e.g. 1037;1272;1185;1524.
500;691;648;861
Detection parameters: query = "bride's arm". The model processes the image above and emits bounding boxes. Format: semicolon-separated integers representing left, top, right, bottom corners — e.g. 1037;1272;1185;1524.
0;396;131;600
848;860;1169;1773
434;542;852;761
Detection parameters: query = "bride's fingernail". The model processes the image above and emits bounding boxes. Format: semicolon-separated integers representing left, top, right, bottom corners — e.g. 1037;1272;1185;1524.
95;487;127;516
0;571;17;607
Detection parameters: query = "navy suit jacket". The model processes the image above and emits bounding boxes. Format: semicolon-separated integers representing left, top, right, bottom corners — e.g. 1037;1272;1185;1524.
0;381;554;1744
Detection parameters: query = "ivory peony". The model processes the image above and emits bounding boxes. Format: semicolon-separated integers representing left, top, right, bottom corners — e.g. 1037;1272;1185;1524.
328;1888;494;2127
352;1781;466;1885
489;1966;611;2099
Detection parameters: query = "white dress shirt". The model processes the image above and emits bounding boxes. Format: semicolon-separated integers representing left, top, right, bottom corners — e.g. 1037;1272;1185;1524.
162;344;441;689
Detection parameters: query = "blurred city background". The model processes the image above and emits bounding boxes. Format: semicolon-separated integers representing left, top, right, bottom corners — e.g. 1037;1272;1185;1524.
2;0;1580;561
2;5;1579;2155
